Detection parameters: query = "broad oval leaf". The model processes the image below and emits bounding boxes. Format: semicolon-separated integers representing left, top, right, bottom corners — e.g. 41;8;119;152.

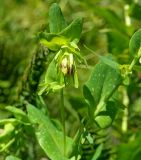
129;28;141;56
27;104;75;160
84;58;121;104
83;57;122;128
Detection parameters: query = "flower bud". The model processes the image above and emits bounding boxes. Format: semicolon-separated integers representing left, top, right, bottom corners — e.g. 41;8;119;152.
68;54;74;75
60;54;74;75
60;57;68;75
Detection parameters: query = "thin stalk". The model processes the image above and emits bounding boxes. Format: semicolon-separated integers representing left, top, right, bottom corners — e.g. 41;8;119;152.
60;88;66;156
129;47;141;71
128;56;138;71
124;4;131;27
121;88;129;133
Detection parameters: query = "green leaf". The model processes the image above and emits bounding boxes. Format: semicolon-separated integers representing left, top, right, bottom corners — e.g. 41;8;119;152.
0;123;15;144
49;3;67;33
39;34;68;51
0;119;17;126
84;58;121;104
83;85;95;109
94;101;118;128
5;106;29;123
27;104;74;160
129;29;141;56
45;59;57;83
40;59;65;93
91;143;103;160
5;155;21;160
83;58;122;128
97;55;119;70
60;18;83;42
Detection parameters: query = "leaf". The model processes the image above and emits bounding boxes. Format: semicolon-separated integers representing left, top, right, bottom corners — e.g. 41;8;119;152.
94;101;118;128
27;104;74;160
84;58;121;104
99;55;119;70
91;143;103;160
83;58;122;128
83;85;95;110
5;155;21;160
49;3;67;33
129;28;141;56
59;18;83;42
42;59;65;93
45;59;57;83
0;123;15;143
39;34;68;51
5;106;29;123
0;119;17;126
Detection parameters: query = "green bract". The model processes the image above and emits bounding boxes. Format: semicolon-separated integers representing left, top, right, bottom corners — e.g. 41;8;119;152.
38;3;84;94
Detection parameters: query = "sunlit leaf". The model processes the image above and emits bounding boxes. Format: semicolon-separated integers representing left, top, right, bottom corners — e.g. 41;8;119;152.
5;106;29;123
0;123;15;144
40;35;68;51
91;143;103;160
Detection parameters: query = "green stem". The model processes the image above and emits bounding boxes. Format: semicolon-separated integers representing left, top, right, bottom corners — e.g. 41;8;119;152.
129;47;141;71
124;4;131;27
60;88;66;156
128;56;138;71
121;88;129;133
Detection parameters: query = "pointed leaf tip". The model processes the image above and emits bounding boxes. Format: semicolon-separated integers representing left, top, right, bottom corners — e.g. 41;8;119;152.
49;3;67;33
60;18;83;42
129;28;141;56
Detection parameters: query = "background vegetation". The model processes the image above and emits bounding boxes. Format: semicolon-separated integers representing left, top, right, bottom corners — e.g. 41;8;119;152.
1;0;141;160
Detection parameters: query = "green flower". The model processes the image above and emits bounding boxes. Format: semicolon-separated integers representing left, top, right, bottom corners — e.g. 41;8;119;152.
38;3;86;94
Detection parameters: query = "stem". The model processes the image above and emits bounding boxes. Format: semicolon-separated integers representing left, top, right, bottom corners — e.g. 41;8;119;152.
129;47;141;71
121;87;129;133
124;4;131;27
128;56;138;71
60;88;66;156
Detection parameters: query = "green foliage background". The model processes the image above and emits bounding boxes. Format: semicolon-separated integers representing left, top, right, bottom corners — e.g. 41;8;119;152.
1;0;141;160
